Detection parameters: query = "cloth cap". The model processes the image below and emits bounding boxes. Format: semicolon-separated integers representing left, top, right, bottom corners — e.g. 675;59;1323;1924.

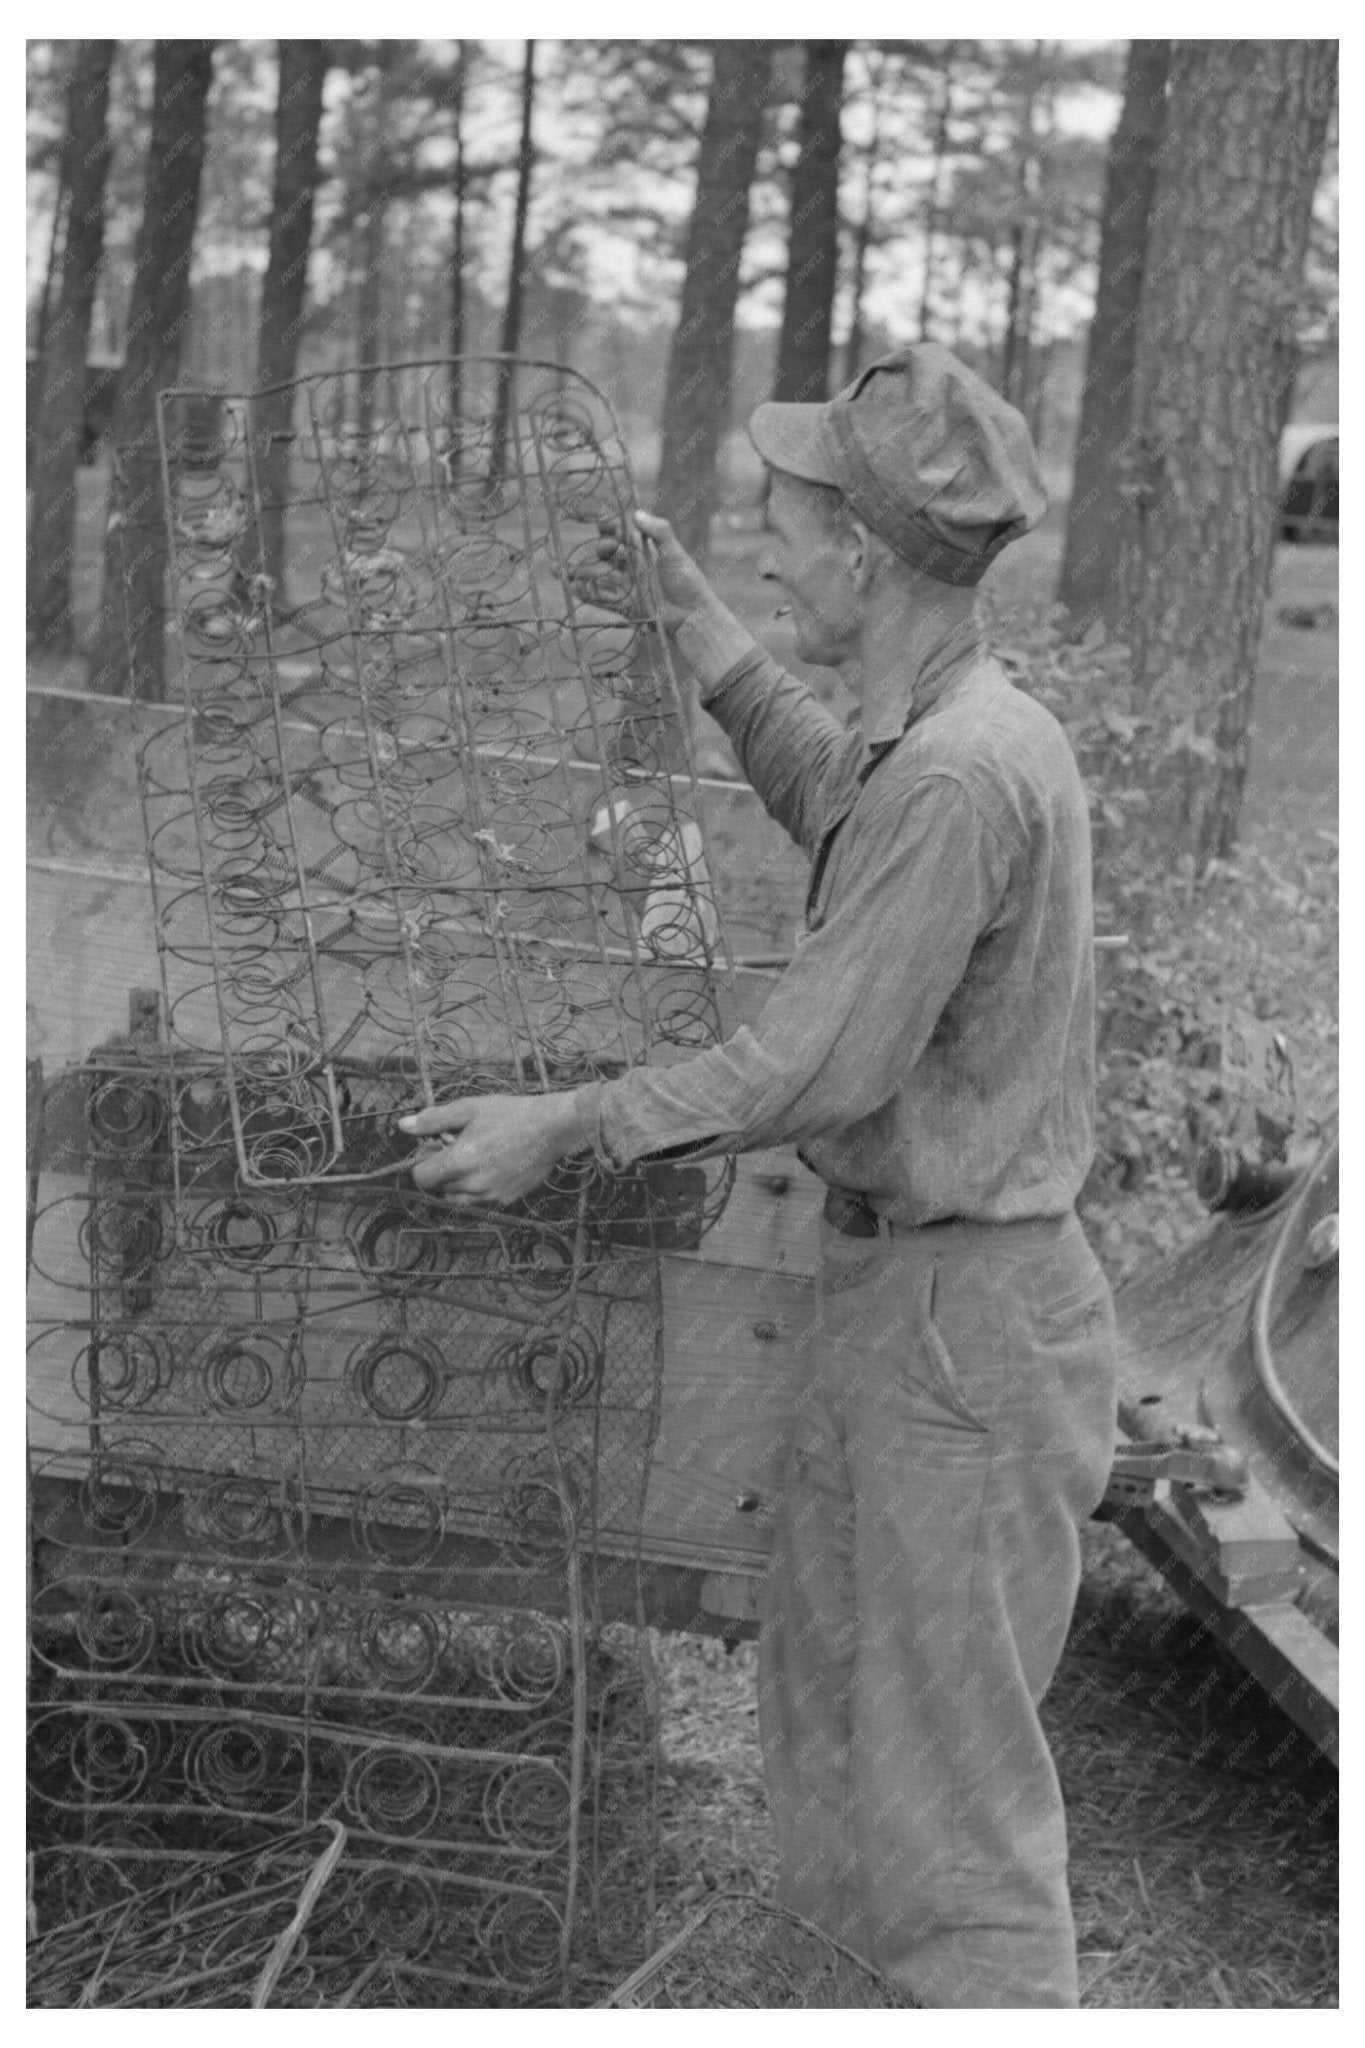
748;343;1047;585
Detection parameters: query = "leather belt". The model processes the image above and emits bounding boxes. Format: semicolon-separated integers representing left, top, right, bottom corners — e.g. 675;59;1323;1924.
822;1187;975;1238
822;1186;882;1238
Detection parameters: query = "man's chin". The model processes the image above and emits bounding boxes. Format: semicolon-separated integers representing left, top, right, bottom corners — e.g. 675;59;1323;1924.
794;629;842;670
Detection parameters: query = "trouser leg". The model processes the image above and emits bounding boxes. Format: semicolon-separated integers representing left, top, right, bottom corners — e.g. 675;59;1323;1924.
848;1422;1089;2006
760;1217;1116;2008
756;1362;869;1956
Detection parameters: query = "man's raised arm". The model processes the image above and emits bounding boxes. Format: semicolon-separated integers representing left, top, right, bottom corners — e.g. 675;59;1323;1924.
617;510;846;856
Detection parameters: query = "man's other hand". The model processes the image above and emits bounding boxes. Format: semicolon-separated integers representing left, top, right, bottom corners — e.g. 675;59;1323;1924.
594;510;717;635
399;1092;582;1206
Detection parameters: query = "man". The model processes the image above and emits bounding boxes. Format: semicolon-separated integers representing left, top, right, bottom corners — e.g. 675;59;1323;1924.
400;345;1119;2008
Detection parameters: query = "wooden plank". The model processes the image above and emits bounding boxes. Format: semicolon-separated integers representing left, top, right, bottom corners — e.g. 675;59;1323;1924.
640;1258;812;1566
27;866;162;1067
1116;1508;1338;1765
1145;1479;1306;1606
27;1475;745;1642
675;1145;824;1278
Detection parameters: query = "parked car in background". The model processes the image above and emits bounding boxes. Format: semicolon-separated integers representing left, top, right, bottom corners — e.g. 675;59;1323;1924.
1278;423;1338;542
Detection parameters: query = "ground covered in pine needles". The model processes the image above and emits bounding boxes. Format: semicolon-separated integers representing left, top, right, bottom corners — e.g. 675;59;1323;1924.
647;1526;1338;2009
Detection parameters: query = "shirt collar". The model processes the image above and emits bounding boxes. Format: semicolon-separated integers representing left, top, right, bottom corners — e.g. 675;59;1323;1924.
854;614;986;774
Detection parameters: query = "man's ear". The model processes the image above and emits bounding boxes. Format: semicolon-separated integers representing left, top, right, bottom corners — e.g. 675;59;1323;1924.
849;518;878;591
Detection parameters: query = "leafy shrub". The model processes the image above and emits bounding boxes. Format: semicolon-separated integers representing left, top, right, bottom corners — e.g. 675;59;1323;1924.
985;597;1338;1278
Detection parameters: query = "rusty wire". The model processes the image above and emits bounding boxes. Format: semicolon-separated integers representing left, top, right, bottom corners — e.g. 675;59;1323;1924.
27;359;735;2006
26;1821;349;2008
142;357;736;1190
596;1892;919;2008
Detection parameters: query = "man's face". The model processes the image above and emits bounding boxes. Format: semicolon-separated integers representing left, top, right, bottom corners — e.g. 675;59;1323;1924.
758;472;862;668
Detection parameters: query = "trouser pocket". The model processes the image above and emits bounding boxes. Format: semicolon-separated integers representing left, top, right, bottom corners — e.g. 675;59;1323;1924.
906;1260;990;1433
818;1213;881;1298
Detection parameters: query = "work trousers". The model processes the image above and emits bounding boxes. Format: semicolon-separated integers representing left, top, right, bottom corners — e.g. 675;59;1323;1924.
757;1209;1117;2008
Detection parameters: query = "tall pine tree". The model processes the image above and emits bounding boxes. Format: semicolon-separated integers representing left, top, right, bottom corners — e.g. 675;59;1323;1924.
248;41;328;609
88;41;216;698
1056;40;1169;634
1121;40;1337;864
27;40;116;651
657;41;772;559
773;41;847;404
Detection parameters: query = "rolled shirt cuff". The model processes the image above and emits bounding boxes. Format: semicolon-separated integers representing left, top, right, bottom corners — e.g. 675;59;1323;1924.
696;639;772;709
563;1080;620;1172
563;1077;739;1174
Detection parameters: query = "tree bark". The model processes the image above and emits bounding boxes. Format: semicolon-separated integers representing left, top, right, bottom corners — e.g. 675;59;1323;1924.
1056;40;1170;633
491;39;537;469
87;41;216;699
27;40;115;652
1000;46;1043;414
1121;40;1337;866
1000;219;1033;409
448;41;469;420
657;40;772;560
844;134;877;384
917;49;956;343
33;151;70;369
248;41;327;606
773;41;847;404
355;194;387;433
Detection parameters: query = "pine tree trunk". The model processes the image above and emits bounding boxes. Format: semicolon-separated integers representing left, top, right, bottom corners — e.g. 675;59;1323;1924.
87;41;215;699
350;51;394;438
1056;40;1169;634
33;156;70;369
448;42;469;420
1121;40;1337;865
1000;220;1032;410
842;49;886;384
248;40;327;606
27;40;115;652
355;197;387;434
773;41;847;404
844;156;875;385
917;51;956;344
1000;51;1042;414
657;40;771;560
491;39;537;470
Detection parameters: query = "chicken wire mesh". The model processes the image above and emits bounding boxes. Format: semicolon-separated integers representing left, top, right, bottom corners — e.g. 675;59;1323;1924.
27;358;737;2006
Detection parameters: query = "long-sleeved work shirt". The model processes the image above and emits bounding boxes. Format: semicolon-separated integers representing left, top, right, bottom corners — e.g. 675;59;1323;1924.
571;626;1097;1225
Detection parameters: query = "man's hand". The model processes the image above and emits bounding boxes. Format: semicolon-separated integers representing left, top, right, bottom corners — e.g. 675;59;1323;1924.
593;510;757;694
399;1092;583;1206
594;510;716;634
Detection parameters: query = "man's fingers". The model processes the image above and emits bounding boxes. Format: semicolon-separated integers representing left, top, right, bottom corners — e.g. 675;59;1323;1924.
398;1099;477;1138
410;1140;476;1193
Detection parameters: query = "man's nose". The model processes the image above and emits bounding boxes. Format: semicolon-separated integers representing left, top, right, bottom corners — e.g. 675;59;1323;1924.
757;554;779;583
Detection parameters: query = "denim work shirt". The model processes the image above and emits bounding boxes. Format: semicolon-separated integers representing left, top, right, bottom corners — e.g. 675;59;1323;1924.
571;628;1097;1225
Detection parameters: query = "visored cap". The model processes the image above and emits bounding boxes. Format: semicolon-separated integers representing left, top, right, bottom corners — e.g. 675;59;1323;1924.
748;342;1047;585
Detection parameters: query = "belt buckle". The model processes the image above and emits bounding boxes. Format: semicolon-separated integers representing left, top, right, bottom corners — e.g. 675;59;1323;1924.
823;1187;880;1239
